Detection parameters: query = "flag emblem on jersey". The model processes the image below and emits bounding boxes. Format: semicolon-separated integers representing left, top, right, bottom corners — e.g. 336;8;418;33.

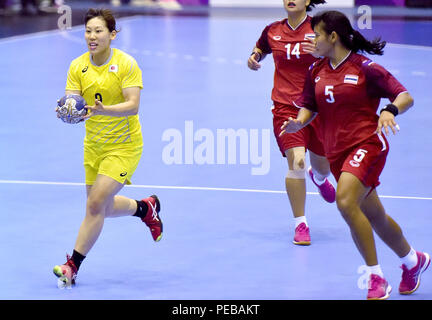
109;65;118;73
344;74;359;85
304;33;315;41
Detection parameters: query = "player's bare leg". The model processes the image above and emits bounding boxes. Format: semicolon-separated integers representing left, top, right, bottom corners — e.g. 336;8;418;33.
285;147;306;218
336;172;392;299
336;172;377;265
76;174;126;256
53;174;123;288
285;147;310;245
309;151;330;177
360;189;410;258
104;191;163;241
104;194;137;218
54;174;162;288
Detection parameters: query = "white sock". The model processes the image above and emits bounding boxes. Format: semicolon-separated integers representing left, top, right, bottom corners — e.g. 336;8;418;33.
311;168;326;185
294;216;308;228
401;247;418;270
368;264;384;278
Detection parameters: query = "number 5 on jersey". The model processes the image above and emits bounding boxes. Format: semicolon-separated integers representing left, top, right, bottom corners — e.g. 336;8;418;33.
325;85;335;103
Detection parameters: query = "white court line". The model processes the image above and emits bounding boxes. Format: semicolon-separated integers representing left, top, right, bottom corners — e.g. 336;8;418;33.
1;19;431;52
0;179;431;200
386;43;432;51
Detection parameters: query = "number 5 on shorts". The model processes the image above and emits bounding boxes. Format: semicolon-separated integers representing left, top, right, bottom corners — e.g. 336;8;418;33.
349;149;368;167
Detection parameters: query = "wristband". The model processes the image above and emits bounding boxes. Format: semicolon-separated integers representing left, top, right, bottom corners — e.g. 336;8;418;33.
251;51;262;62
380;103;399;117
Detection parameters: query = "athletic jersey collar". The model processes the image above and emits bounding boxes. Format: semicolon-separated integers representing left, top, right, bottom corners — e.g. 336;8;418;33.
329;50;352;70
286;14;308;31
90;48;114;67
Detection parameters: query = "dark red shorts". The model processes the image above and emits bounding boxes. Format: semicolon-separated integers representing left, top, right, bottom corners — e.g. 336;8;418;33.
329;133;389;189
272;102;325;157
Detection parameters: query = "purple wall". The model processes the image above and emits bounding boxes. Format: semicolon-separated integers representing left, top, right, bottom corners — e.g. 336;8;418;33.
355;0;405;5
177;0;208;5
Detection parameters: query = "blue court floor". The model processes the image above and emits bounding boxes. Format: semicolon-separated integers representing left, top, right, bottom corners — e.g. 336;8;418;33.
0;9;431;300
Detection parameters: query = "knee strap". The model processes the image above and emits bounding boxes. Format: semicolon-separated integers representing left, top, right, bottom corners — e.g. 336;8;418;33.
286;168;306;179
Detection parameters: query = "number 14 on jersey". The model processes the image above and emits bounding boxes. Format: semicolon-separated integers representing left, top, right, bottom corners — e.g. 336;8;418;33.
285;43;301;60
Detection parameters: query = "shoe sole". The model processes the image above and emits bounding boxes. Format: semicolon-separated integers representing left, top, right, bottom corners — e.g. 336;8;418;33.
399;252;431;295
150;195;163;242
367;285;392;300
293;240;311;246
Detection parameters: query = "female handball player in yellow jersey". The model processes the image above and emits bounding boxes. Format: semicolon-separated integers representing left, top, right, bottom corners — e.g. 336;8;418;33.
53;8;163;288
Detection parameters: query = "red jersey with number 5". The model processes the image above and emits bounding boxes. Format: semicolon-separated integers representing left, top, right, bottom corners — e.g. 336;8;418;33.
256;16;318;112
296;52;407;162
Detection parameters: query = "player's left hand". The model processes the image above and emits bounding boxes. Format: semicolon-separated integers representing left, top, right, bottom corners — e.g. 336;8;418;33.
376;111;400;136
55;100;85;123
302;39;320;58
279;117;304;136
84;99;104;119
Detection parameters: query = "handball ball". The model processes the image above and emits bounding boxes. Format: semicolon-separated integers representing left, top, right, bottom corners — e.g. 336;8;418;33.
57;94;87;124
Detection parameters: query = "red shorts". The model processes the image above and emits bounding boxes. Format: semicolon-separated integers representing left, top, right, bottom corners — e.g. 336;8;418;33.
272;102;325;157
329;133;389;189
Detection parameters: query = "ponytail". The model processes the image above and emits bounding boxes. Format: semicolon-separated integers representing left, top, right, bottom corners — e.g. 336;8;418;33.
311;11;386;55
306;0;326;12
350;30;386;55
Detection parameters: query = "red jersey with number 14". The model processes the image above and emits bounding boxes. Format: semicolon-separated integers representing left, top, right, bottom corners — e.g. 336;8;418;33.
296;52;407;162
256;15;318;110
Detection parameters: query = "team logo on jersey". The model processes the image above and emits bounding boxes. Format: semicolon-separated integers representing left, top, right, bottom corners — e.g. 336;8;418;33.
109;65;119;73
344;74;359;85
362;59;375;66
82;66;88;73
304;33;315;41
349;160;360;168
273;35;282;40
315;76;320;83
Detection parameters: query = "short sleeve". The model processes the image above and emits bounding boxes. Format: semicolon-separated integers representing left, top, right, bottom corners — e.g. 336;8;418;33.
363;61;407;101
256;25;272;54
65;62;81;92
122;57;143;89
294;66;318;112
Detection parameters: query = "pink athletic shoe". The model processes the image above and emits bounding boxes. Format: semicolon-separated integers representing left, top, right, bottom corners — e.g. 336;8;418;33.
399;251;430;295
367;274;392;300
293;222;311;246
308;167;336;203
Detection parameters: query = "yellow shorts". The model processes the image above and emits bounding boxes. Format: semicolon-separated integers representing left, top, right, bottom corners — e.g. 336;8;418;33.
83;142;143;186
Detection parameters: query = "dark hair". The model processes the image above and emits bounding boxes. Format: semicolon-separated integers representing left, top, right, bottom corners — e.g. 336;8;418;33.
84;8;120;33
306;0;326;12
311;10;386;55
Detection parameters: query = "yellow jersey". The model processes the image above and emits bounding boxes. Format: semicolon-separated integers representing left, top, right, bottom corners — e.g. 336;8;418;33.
66;48;143;147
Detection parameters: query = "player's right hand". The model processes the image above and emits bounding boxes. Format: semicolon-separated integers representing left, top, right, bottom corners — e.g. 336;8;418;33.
247;52;261;71
55;100;65;121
